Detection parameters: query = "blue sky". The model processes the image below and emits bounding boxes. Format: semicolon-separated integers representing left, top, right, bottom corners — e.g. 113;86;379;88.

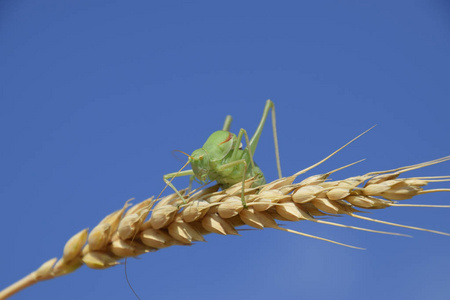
1;1;450;299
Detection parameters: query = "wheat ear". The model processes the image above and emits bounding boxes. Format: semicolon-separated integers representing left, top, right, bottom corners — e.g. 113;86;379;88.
0;156;449;299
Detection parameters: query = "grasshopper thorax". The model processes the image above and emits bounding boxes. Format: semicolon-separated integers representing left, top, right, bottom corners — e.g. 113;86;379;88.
202;131;236;159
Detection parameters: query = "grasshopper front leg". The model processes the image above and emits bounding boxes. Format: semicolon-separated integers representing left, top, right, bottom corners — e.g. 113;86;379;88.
226;128;259;208
217;158;250;208
163;170;195;204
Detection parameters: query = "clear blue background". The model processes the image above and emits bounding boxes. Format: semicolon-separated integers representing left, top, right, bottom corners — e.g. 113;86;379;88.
1;1;450;299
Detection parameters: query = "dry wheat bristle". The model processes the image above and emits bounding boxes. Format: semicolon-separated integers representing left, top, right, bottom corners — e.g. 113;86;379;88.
1;156;450;300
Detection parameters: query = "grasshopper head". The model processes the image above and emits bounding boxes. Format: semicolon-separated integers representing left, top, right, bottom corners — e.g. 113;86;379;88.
190;148;210;182
190;131;236;183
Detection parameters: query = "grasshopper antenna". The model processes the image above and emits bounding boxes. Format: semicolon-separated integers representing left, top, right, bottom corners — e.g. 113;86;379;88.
125;156;192;300
171;149;191;163
125;258;142;300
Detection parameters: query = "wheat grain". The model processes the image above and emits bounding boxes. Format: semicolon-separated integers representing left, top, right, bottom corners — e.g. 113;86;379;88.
0;156;449;299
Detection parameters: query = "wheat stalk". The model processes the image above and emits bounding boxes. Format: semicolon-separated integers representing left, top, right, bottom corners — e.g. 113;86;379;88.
1;154;449;299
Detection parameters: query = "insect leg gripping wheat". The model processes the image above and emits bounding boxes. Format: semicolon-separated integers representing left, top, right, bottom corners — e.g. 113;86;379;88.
1;100;450;300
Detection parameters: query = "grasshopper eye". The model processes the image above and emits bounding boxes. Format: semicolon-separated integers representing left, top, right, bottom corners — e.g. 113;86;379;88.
199;155;204;160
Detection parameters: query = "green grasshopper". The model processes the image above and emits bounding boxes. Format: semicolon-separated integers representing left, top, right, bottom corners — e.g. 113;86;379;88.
163;99;282;207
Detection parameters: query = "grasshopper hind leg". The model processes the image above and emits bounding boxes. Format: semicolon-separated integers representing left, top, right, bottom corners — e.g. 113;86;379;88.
248;99;282;179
